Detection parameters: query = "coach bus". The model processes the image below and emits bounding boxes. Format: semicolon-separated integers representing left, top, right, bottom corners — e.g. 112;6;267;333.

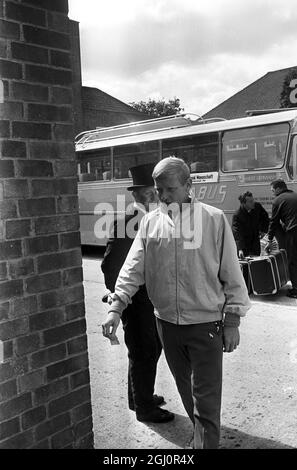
75;109;297;245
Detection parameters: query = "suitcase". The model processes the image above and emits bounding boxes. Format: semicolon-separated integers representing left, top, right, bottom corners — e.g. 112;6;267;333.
279;249;289;284
273;249;289;289
239;259;252;294
248;255;278;295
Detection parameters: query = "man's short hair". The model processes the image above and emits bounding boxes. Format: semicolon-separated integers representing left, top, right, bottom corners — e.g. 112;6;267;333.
270;179;287;191
152;156;190;185
239;191;253;204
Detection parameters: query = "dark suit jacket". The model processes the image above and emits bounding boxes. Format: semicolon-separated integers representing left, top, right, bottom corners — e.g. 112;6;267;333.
268;190;297;240
232;202;269;255
101;210;150;303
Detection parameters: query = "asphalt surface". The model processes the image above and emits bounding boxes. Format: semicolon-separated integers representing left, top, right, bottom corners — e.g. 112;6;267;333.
82;246;297;449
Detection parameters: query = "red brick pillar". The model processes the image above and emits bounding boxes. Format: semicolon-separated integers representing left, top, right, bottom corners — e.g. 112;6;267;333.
0;0;94;448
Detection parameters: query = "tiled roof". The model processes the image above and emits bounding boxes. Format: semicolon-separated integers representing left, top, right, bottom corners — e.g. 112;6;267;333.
203;66;297;120
81;86;145;115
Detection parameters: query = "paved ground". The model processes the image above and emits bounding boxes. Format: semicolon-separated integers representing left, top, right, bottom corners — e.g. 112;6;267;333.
82;247;297;449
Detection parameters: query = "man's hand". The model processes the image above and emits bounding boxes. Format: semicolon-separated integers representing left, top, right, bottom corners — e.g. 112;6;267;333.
102;312;121;340
264;242;273;254
223;326;240;352
238;250;245;259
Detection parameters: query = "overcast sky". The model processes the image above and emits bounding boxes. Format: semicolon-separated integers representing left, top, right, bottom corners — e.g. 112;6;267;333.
68;0;297;116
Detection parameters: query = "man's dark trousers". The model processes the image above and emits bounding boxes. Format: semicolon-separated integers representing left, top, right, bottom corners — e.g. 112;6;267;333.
285;227;297;289
101;213;162;416
156;318;223;449
121;286;162;415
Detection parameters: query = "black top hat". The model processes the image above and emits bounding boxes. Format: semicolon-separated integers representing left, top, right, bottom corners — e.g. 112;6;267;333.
127;162;155;191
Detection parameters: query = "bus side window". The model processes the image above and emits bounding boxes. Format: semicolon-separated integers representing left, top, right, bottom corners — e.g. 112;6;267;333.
113;142;159;179
222;124;289;172
162;134;219;172
77;150;112;182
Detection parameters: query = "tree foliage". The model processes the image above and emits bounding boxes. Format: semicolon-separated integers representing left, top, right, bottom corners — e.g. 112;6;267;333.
129;97;184;117
280;69;297;108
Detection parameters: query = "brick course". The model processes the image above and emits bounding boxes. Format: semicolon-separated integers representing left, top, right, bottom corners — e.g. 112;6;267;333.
0;302;9;321
0;140;27;159
0;418;20;441
0;19;20;40
30;344;67;370
33;377;69;405
48;385;91;418
11;42;48;65
4;180;29;199
25;64;72;86
20;0;69;14
0;59;22;79
0;0;93;449
0;357;29;383
43;318;86;347
6;3;47;27
6;219;32;239
0;160;15;178
11;82;49;103
35;412;70;441
21;405;47;430
12;121;51;140
15;333;41;356
0;200;17;219
0;119;10;137
0;380;18;402
51;86;72;104
0;429;34;449
0;279;23;301
10;296;38;318
29;141;74;160
0;240;22;260
8;257;35;278
24;235;59;256
0;39;8;58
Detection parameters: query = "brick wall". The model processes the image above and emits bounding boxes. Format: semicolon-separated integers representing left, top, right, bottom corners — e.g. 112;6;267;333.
0;0;94;449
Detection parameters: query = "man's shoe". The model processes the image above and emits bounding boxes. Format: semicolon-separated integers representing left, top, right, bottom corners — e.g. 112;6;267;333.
136;407;175;423
129;394;165;411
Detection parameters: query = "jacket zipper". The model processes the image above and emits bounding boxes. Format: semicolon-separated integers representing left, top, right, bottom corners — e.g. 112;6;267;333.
175;232;180;325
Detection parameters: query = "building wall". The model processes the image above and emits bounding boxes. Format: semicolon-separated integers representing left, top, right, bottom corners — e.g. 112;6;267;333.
0;0;93;449
69;19;82;136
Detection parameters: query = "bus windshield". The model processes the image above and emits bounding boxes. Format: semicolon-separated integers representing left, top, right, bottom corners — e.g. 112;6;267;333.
222;123;290;172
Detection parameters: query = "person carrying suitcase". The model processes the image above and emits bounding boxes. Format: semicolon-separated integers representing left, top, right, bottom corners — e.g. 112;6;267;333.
232;191;269;259
266;179;297;298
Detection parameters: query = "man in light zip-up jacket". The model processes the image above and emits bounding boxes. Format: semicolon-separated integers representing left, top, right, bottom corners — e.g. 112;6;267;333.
102;157;251;449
